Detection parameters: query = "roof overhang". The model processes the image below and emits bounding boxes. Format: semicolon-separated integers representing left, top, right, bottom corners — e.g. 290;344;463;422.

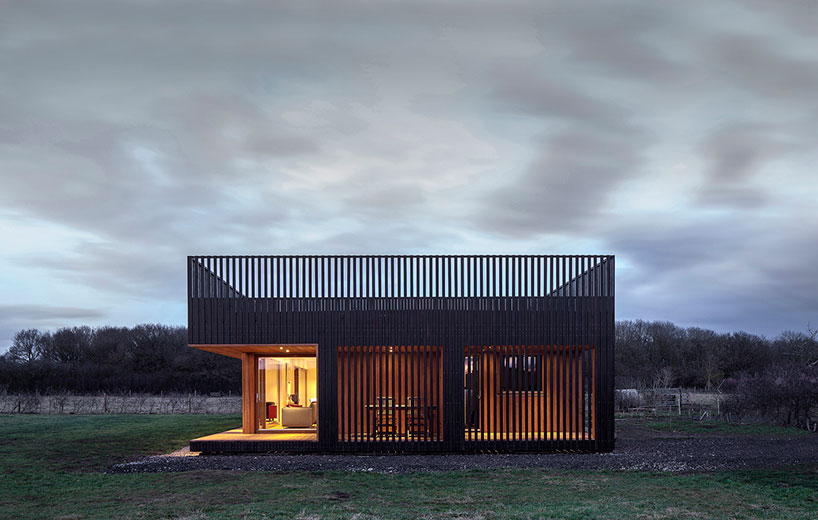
189;344;317;359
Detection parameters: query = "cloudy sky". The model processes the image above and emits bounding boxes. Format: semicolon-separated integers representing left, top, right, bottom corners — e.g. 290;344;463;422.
1;0;817;350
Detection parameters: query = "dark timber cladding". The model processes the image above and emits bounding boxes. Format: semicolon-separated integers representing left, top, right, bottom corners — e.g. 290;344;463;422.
188;255;615;452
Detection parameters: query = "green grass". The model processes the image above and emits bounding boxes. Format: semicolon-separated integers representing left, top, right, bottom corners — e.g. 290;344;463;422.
1;414;816;519
0;413;242;472
632;415;811;437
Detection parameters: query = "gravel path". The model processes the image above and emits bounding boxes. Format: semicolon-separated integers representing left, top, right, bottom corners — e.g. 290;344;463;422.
108;436;817;474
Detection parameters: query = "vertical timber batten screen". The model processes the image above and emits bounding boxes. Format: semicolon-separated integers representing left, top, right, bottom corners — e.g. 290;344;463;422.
337;345;443;451
188;255;615;452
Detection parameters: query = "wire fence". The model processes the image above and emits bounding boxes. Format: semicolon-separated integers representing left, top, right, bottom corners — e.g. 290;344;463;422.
0;392;240;414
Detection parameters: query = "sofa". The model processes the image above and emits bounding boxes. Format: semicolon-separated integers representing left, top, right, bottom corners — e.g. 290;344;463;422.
281;405;316;428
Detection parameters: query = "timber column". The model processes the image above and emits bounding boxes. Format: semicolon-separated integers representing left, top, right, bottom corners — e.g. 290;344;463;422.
241;353;257;434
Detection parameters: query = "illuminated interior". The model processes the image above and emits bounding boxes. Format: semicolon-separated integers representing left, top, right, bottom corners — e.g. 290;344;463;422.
257;354;317;432
463;345;595;441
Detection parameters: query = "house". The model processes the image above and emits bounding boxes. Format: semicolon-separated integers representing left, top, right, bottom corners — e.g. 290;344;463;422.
187;255;614;453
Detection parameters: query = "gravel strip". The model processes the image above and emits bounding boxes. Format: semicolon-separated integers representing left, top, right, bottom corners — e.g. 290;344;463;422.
107;436;817;474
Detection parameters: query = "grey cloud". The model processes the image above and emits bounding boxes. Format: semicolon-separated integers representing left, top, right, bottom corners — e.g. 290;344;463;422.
696;125;790;208
480;58;647;237
479;129;644;237
701;126;781;183
0;304;107;350
0;304;106;322
310;223;462;256
1;0;817;341
696;116;816;209
0;86;314;247
543;3;691;85
743;0;818;37
150;93;321;163
696;186;769;209
338;180;428;219
565;26;685;84
490;65;632;131
603;214;818;335
705;33;818;100
14;242;184;302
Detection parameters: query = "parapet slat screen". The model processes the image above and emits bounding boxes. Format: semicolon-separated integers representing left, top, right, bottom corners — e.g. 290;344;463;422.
189;255;612;299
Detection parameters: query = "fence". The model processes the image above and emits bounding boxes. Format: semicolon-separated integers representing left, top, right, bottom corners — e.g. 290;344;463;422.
616;388;723;416
0;393;241;415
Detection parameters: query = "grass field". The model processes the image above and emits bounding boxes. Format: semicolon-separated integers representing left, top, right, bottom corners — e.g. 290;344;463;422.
617;413;813;437
1;414;816;519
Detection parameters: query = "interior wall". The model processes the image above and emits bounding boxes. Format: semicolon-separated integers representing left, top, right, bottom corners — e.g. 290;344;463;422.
307;366;317;403
259;356;317;410
263;358;281;408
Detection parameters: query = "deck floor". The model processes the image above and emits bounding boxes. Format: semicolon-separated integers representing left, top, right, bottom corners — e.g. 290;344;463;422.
193;428;318;443
190;429;595;453
193;429;590;443
463;431;593;441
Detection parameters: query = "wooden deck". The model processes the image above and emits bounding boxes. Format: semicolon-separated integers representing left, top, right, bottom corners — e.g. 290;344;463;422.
191;428;604;453
190;428;318;453
464;431;593;441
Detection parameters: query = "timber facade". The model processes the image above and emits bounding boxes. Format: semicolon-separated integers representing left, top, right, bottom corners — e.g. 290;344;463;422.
187;255;614;453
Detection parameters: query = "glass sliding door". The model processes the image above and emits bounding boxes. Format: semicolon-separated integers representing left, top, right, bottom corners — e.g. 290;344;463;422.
256;355;317;431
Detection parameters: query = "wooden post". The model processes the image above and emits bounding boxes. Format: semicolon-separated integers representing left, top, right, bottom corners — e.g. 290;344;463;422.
241;353;257;434
678;387;682;416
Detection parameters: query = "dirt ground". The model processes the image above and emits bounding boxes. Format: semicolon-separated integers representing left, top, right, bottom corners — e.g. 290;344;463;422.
108;418;817;474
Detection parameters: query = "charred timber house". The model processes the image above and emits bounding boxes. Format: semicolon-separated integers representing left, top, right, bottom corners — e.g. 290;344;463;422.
187;255;614;453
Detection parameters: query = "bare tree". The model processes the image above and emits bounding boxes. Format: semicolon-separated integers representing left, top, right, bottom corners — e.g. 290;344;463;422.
702;350;722;390
653;366;675;389
7;329;42;363
774;325;818;367
807;323;818;367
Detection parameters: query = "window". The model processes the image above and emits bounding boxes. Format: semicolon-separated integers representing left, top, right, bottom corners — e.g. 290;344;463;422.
501;355;542;391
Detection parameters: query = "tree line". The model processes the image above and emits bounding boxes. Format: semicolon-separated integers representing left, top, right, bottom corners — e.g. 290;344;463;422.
0;324;239;394
616;320;818;429
615;319;818;389
1;320;816;396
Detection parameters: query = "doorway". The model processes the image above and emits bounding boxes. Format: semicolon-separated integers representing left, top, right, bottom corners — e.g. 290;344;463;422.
256;352;317;433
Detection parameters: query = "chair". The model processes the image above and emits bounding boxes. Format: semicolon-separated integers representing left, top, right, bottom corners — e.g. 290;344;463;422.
374;397;394;438
406;397;427;438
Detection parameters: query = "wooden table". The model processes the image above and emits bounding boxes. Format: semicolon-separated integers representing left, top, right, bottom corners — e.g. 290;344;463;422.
364;403;438;437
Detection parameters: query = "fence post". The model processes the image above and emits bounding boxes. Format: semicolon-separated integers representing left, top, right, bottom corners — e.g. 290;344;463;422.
678;388;681;416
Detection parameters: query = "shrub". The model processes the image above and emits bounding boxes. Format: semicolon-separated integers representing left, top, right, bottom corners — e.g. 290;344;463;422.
725;363;818;430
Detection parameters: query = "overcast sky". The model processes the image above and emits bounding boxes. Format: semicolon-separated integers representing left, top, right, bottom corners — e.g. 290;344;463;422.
1;0;817;350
